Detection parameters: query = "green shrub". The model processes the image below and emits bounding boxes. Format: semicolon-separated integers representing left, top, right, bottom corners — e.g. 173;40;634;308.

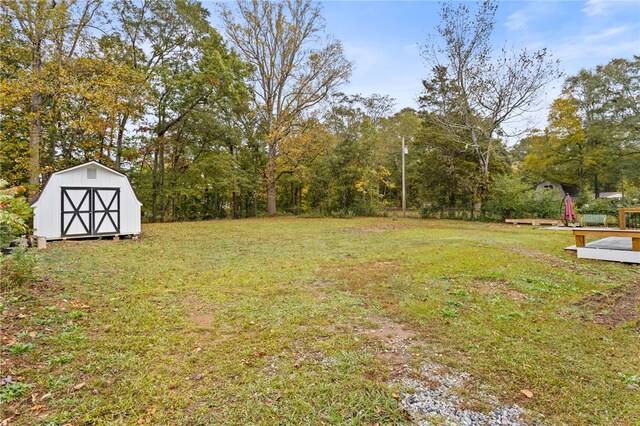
579;197;621;216
482;174;562;221
1;245;37;290
0;180;33;250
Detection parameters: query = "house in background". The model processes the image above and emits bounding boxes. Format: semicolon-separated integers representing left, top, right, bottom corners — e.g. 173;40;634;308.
535;180;623;200
31;161;142;241
596;192;623;199
535;180;579;199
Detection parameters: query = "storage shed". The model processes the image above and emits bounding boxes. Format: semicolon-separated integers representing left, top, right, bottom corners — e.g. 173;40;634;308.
32;161;142;240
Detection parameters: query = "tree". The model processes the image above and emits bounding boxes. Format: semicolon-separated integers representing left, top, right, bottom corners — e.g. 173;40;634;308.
564;57;640;196
412;112;483;211
108;0;250;221
2;0;103;192
220;0;352;214
520;97;590;189
420;0;561;200
521;57;640;197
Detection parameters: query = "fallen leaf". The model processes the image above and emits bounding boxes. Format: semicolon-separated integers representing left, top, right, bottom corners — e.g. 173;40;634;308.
520;389;533;398
192;373;203;381
73;382;86;391
147;405;157;415
392;393;400;400
30;405;45;411
375;406;384;414
274;392;282;401
1;417;14;426
41;392;53;400
137;419;147;425
28;332;37;338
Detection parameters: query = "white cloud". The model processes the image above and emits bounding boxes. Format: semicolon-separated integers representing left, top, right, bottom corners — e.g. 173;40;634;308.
552;26;638;64
504;2;563;32
343;43;384;74
582;0;637;17
505;10;529;31
583;0;608;16
584;24;633;41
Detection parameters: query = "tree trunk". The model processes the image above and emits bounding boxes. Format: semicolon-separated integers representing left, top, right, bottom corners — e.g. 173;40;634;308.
267;144;277;215
232;191;238;219
151;147;159;222
29;40;43;195
253;193;258;217
29;93;42;189
115;115;128;169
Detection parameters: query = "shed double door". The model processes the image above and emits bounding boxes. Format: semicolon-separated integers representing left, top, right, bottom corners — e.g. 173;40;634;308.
61;187;120;237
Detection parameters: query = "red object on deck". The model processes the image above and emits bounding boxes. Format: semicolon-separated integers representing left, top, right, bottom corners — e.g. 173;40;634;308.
563;194;576;222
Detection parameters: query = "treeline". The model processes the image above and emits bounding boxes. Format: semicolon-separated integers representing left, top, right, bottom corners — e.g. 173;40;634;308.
1;1;638;223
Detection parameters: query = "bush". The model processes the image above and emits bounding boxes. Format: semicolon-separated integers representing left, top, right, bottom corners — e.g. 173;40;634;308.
482;174;562;221
579;197;622;216
0;180;33;250
1;245;37;290
420;205;475;220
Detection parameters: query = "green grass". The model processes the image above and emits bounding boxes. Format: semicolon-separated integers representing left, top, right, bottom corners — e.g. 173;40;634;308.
2;218;639;425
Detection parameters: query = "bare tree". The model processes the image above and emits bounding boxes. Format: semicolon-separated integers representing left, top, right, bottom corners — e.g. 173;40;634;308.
421;0;561;198
220;0;352;214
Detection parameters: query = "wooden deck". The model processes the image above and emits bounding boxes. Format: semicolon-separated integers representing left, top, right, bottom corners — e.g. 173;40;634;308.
572;228;640;251
505;218;560;226
566;237;640;263
618;208;640;230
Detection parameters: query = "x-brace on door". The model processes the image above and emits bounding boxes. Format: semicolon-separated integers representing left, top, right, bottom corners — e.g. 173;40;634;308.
61;187;120;237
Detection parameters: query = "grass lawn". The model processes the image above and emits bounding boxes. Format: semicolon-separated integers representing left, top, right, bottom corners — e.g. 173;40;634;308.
2;217;640;425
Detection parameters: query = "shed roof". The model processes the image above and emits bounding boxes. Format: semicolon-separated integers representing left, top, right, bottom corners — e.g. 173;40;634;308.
31;161;141;206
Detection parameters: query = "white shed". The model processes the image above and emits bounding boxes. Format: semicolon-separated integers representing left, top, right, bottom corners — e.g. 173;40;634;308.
31;161;142;240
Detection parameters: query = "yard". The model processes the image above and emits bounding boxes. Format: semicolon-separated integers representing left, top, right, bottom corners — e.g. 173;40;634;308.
2;218;639;425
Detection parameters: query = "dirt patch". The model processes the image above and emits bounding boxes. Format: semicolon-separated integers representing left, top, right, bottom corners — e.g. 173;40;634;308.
323;260;401;289
472;279;527;302
320;260;403;312
349;223;412;234
360;313;417;373
190;312;215;328
504;244;578;271
575;284;640;329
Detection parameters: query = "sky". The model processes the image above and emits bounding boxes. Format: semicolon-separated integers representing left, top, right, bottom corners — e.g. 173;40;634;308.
207;0;640;134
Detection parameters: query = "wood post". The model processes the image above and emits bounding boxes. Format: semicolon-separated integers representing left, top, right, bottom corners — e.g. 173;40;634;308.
633;238;640;251
575;235;586;247
36;237;47;250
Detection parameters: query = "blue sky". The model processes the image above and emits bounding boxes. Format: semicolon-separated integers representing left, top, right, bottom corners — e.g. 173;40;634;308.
208;1;640;131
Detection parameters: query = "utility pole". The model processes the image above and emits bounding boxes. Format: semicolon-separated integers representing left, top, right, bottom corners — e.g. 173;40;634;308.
402;137;407;217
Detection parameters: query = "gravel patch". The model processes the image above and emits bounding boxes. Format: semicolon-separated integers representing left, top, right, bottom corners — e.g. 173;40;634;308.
400;363;533;426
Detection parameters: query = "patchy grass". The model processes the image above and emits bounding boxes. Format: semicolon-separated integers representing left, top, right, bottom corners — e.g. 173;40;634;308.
1;218;639;425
